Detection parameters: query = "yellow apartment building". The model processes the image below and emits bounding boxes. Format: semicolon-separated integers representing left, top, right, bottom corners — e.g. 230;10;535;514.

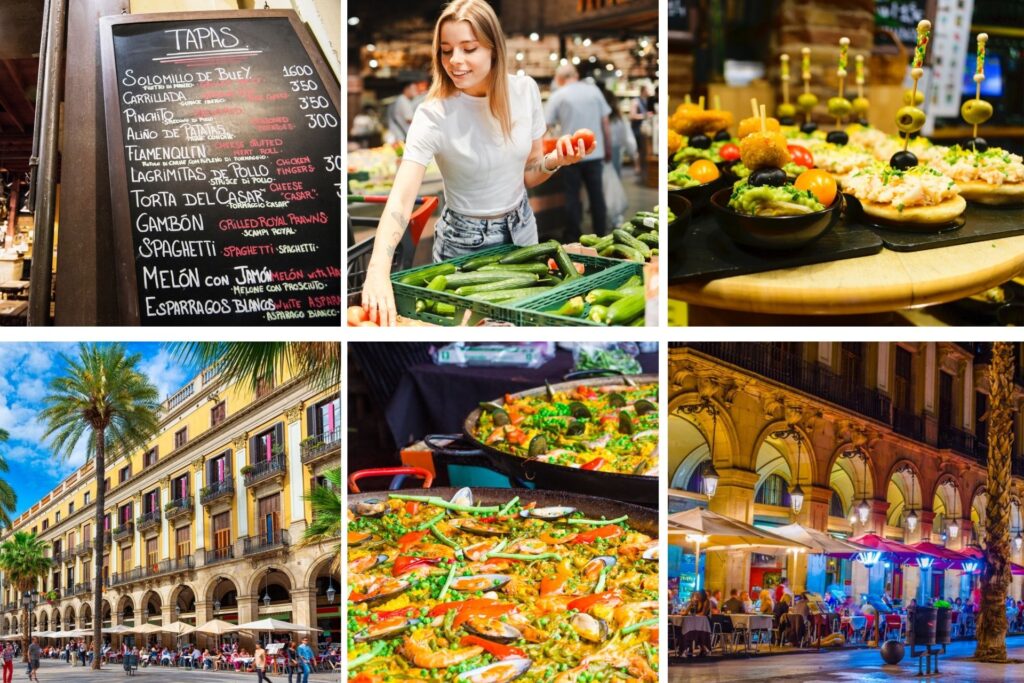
0;359;340;650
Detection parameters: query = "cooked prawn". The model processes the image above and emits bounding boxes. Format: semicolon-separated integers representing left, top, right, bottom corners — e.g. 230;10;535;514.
400;631;483;669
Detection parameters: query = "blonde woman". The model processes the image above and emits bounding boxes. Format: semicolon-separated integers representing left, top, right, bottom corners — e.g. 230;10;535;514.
361;0;595;326
759;589;774;615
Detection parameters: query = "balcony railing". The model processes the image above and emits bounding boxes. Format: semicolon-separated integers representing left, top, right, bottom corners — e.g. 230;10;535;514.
243;455;286;488
892;408;924;441
242;529;289;557
102;531;112;547
202;546;234;567
108;556;194;587
71;582;91;596
112;523;134;542
682;343;893;425
76;540;94;557
938;426;976;458
51;551;64;564
200;479;234;506
164;497;193;521
301;427;341;465
136;510;161;533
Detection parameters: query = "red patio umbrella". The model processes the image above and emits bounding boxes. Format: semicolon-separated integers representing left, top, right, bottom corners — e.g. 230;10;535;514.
907;541;969;569
954;546;986;573
843;533;929;564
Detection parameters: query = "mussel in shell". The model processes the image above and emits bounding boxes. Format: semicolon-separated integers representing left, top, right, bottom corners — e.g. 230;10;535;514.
450;487;474;508
349;577;410;606
527;435;548;457
464;615;523;644
570;612;610;643
633;399;656;416
348;553;388;573
568;401;591;420
642;545;659;562
608;392;626;408
508;538;549;555
618;412;634;435
348;530;379;546
478;403;510;427
584;555;617;578
351;499;387;518
566;419;586;436
450;574;511;593
519;506;576;520
353;615;411;642
457;658;532;683
450;518;507;537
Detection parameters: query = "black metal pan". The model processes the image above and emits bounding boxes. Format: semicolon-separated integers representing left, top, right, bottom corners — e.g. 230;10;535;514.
347;486;658;537
424;370;659;508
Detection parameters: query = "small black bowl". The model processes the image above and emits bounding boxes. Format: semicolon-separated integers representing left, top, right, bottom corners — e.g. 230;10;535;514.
709;187;843;250
668;176;726;215
667;194;692;255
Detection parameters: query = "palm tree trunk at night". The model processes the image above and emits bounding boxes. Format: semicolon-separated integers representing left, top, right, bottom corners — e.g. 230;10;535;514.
975;342;1014;662
91;429;105;669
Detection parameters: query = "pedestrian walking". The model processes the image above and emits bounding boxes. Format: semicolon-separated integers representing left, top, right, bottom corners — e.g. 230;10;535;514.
2;642;13;683
254;642;273;683
27;638;40;683
296;637;315;683
280;640;296;683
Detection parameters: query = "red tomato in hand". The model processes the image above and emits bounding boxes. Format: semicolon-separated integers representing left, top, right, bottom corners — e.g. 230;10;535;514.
542;138;558;154
718;142;740;162
787;145;814;169
571;128;596;152
347;305;368;326
795;169;838;206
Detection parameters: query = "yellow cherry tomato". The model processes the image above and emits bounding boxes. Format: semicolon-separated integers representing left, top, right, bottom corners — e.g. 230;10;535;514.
688;159;720;184
795;169;838;206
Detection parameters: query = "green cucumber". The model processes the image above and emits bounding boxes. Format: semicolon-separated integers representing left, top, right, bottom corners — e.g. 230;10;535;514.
416;274;449;313
479;262;550;274
586;289;628;306
588;305;609;324
469;287;554;302
554;296;585;318
592;234;615;252
498;240;559;264
435;303;457;316
605;291;645;325
455;275;539;296
607;244;645;262
459;252;505;271
613;229;652;258
579;234;602;247
396;262;456;286
441;271;532;288
636;232;659;246
553;245;581;280
618;275;643;290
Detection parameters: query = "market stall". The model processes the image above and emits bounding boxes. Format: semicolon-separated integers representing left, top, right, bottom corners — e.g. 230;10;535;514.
667;2;1024;326
346;0;659;327
346;341;660;680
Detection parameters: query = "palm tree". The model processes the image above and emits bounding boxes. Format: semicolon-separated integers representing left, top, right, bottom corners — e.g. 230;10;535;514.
0;532;50;663
299;467;340;570
40;344;161;670
0;429;19;528
975;342;1013;662
170;342;340;392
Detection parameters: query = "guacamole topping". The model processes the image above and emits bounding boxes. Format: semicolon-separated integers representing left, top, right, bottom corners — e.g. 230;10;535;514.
667;167;702;189
672;146;715;164
731;161;807;179
728;179;825;216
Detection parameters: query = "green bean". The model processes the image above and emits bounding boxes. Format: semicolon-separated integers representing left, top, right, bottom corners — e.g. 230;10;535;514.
487;552;561;561
429;523;462;553
437;561;458;601
595;566;609;594
388;493;501;513
621;617;659;635
346;641;385;669
566;515;629;526
415;513;445;531
497;496;520;515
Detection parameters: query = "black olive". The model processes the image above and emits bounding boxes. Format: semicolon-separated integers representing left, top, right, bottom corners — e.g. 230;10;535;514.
689;134;711;149
970;136;988;153
889;150;918;170
749;167;787;187
800;121;818;134
857;118;870;126
779;116;795;126
826;131;849;146
714;130;731;141
908;131;920;140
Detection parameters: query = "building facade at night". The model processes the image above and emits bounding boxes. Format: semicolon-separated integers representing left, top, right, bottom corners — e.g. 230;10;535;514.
669;342;1024;605
0;362;340;649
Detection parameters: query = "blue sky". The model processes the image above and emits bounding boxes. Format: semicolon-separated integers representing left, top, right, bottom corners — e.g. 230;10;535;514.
0;343;203;517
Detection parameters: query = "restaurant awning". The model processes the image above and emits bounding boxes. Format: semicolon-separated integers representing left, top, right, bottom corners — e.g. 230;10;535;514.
772;523;871;555
668;508;813;553
838;533;925;564
907;541;970;569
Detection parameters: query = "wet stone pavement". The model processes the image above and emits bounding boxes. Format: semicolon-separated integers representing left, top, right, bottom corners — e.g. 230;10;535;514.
669;635;1024;682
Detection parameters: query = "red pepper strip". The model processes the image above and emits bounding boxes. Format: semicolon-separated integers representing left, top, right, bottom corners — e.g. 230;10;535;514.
397;530;429;552
355;606;418;624
453;603;517;629
575;386;597;399
392;556;441;577
348;590;367;602
405;501;420;515
570;524;623;545
460;635;526;660
540;559;572;596
567;590;623;613
505;427;528;446
581;457;605;471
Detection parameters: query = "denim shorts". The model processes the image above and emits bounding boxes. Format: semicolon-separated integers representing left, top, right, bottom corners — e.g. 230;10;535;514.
432;194;537;262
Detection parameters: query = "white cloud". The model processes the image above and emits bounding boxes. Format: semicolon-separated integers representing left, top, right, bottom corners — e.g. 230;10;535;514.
138;347;190;402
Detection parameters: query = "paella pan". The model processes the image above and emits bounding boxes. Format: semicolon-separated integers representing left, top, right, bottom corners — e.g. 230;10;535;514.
427;373;658;507
347;487;660;683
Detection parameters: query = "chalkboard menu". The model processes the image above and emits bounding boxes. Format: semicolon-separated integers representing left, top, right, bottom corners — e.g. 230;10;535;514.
100;11;341;325
875;0;932;48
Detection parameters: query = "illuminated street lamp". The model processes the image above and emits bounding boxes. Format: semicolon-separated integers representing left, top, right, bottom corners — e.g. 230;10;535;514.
680;398;720;500
702;461;719;499
770;426;805;515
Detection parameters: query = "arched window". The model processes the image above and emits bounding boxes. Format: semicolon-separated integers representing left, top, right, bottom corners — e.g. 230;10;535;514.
830;489;846;518
685;466;705;495
755;474;792;508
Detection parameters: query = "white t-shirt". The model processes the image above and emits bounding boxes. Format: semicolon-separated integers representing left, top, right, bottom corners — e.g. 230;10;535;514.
402;74;546;216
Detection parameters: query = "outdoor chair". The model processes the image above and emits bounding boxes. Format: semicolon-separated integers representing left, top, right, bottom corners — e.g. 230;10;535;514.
883;614;903;642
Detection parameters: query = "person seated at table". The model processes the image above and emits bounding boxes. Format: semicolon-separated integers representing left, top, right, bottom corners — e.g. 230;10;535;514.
207;649;221;671
683;590;711;617
741;591;754;614
722;589;745;614
709;589;722;614
160;647;171;666
772;594;791;645
907;598;917;611
758;589;774;615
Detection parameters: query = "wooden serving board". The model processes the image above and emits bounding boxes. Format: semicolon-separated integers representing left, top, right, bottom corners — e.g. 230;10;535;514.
861;201;1024;252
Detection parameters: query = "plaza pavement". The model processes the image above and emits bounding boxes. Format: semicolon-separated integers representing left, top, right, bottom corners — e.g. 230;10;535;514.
21;662;337;681
669;634;1024;682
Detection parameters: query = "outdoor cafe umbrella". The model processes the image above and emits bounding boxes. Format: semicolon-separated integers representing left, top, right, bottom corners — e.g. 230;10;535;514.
227;618;322;633
907;541;967;569
196;619;236;635
841;533;926;565
133;623;163;635
772;523;872;555
101;625;135;634
162;622;196;636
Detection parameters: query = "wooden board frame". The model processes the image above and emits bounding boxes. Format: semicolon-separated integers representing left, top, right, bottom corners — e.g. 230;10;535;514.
99;9;341;325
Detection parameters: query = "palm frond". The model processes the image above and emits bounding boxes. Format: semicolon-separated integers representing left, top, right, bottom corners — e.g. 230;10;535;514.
169;342;340;392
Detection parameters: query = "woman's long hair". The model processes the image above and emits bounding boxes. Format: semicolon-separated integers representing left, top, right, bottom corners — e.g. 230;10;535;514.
428;0;512;139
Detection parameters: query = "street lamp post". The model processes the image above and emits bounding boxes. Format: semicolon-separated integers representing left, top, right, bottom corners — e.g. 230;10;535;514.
21;590;37;664
679;398;719;499
841;446;872;527
770;426;805;515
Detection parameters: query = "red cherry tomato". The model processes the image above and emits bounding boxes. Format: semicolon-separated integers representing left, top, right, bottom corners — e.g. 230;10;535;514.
795;169;838;206
542;138;558;154
718;143;741;162
571;128;596;151
787;145;814;169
